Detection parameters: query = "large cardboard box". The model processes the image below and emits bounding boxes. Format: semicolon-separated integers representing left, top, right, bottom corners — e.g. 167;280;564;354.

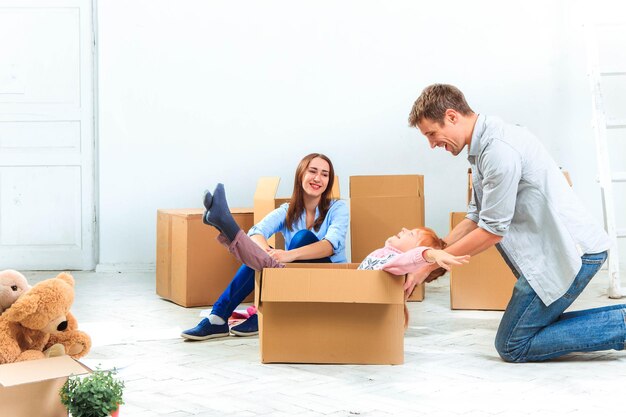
350;175;425;302
253;176;340;250
156;208;254;307
449;212;516;310
255;263;405;365
0;356;90;417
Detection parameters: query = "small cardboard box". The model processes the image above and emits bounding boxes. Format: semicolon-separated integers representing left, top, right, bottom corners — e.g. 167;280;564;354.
350;175;425;302
253;176;340;250
449;212;516;310
0;356;90;417
255;263;405;365
156;208;254;307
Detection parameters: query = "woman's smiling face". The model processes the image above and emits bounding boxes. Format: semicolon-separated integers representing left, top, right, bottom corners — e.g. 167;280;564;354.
301;157;330;198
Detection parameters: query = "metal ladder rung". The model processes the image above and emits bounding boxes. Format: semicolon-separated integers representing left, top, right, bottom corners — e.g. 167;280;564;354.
617;229;626;239
611;172;626;182
599;70;626;76
606;119;626;129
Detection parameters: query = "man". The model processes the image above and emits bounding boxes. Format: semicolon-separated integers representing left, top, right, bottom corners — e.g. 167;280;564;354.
407;84;623;362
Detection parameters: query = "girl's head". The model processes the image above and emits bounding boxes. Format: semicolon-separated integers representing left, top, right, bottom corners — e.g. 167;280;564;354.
385;227;446;252
286;153;336;231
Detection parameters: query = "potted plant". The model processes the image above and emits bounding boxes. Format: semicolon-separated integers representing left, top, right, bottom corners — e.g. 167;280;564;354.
60;367;125;417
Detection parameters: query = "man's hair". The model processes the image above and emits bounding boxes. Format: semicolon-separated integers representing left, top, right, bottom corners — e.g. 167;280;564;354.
408;84;474;127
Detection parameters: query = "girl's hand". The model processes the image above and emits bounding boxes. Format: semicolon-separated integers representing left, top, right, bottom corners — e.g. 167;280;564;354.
424;249;470;271
267;249;297;263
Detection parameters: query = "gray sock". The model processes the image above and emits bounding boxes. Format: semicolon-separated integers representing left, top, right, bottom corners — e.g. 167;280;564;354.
208;314;226;325
203;183;241;242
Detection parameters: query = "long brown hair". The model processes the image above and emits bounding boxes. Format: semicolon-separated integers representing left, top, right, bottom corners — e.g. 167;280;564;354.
285;153;335;231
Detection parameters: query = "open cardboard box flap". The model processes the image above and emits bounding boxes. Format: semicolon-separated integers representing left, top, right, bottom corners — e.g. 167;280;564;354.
0;356;90;387
260;268;404;305
257;263;404;306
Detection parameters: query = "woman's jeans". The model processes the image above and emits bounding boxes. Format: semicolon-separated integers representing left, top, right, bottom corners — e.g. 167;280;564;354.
495;251;626;362
211;230;331;320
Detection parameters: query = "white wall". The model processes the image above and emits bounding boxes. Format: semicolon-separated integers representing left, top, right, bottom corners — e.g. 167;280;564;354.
96;0;626;269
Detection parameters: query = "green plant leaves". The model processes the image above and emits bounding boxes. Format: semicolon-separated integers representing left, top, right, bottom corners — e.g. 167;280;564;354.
59;367;124;417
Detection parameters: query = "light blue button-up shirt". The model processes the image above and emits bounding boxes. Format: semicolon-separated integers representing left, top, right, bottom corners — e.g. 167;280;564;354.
247;199;349;263
467;114;610;306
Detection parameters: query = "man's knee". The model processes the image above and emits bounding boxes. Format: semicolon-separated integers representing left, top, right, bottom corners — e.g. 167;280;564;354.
494;335;527;363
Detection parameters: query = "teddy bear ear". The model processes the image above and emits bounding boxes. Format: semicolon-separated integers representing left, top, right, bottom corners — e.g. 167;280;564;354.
3;293;40;322
56;272;75;287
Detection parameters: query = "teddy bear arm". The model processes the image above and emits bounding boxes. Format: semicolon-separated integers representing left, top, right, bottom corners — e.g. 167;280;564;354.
17;350;46;361
0;339;23;364
48;330;91;359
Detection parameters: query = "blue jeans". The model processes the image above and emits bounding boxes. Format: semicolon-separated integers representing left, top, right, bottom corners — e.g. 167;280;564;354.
495;251;625;362
211;230;331;319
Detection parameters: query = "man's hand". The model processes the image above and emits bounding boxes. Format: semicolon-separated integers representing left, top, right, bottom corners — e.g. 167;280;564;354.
267;249;297;263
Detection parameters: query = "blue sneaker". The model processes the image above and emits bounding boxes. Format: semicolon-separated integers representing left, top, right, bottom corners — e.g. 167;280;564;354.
181;318;229;341
230;314;258;336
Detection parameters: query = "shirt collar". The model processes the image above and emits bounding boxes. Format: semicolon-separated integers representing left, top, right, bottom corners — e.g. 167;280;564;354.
383;244;403;254
468;113;486;158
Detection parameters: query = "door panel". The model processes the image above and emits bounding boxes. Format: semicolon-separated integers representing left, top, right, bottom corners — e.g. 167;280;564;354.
0;0;94;269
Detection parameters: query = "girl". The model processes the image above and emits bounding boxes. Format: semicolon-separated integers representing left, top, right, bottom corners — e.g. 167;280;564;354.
181;153;348;340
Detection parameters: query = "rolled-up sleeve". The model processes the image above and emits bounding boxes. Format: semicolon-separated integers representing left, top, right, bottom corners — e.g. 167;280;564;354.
322;200;349;252
466;191;479;223
247;204;288;239
477;140;521;236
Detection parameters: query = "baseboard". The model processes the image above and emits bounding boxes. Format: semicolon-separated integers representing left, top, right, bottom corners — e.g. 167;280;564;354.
95;263;156;273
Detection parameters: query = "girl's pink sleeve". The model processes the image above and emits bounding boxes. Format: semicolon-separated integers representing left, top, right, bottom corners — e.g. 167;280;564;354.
381;246;432;275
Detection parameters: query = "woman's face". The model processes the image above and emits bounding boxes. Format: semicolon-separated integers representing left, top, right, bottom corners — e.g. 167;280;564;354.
385;228;424;252
301;157;330;198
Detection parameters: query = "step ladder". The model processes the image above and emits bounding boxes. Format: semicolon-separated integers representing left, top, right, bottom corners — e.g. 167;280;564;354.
585;23;626;298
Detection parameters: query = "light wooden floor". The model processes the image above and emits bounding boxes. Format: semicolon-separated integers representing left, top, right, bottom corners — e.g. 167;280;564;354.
26;268;626;417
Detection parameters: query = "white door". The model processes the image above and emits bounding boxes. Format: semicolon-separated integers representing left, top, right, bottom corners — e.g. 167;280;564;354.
0;0;95;270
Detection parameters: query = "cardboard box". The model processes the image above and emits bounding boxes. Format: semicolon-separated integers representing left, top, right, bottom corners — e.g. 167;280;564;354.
156;208;254;307
449;212;516;310
350;175;425;302
255;263;405;365
0;356;90;417
253;176;340;250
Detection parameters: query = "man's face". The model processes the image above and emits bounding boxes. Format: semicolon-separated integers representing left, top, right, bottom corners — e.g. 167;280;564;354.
417;114;466;156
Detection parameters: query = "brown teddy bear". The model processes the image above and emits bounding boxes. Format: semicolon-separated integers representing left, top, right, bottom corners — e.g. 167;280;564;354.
0;269;30;314
0;272;91;364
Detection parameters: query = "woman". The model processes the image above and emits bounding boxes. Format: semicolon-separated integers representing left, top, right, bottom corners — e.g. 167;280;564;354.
181;153;348;340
